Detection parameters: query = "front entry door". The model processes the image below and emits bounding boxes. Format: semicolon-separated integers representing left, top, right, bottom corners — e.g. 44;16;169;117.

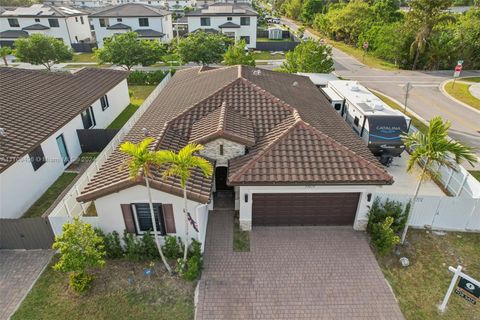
215;166;231;191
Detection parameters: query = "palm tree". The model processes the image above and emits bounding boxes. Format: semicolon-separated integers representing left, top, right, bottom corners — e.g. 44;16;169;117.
400;116;477;244
157;143;213;263
119;138;172;273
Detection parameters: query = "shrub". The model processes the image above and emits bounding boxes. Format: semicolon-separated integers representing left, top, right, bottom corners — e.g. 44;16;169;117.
370;217;400;256
127;70;166;85
69;271;93;294
52;218;105;293
367;198;408;234
163;235;182;260
123;231;144;261
104;231;124;259
179;255;202;281
141;231;159;260
188;239;201;259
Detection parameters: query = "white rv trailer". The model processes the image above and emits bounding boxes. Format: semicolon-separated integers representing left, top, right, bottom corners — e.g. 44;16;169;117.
321;80;411;165
297;72;339;88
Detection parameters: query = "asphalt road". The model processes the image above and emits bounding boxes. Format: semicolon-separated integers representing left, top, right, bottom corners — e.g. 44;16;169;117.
281;18;480;169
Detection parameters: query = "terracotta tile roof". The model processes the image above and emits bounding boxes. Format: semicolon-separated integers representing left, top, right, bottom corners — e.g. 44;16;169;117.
229;120;392;185
78;66;392;203
0;67;129;173
189;102;255;146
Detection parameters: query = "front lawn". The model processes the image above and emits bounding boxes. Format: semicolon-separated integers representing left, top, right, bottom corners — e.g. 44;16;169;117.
378;230;480;320
22;172;78;218
108;85;156;129
257;37;292;42
444;81;480;111
12;257;195;320
252;51;286;60
70;53;97;63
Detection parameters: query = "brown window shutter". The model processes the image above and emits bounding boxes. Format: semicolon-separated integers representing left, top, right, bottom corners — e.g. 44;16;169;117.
162;204;176;234
121;204;136;234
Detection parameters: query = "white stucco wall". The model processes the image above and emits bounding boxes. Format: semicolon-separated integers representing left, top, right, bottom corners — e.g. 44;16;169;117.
0;80;129;219
187;15;257;48
199;138;245;167
92;184;207;243
238;185;376;231
92;15;173;48
0;15;92;47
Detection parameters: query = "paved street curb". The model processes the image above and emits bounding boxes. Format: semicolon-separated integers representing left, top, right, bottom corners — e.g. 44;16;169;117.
439;79;480;116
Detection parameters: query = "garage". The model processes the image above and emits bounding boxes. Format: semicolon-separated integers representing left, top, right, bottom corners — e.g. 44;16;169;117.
252;193;360;226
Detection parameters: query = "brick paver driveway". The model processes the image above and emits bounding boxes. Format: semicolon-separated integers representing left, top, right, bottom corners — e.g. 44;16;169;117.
0;250;54;320
196;210;404;320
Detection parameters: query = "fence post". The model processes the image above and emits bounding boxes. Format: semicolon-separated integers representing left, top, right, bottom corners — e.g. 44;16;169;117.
439;265;462;312
456;174;468;197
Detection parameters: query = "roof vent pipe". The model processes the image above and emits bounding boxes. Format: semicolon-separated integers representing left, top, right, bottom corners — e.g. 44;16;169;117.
292;81;298;87
0;128;5;137
252;69;261;76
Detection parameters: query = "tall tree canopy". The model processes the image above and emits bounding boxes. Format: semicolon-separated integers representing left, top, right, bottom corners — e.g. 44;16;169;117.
223;40;256;66
95;32;165;70
175;31;232;65
282;39;334;73
14;34;73;70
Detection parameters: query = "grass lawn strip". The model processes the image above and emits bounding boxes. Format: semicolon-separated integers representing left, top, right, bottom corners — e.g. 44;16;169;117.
286;19;398;71
444;81;480;111
378;230;480;320
108;85;156;129
468;171;480;182
22;172;78;218
460;77;480;83
252;51;286;60
12;257;195;320
372;91;429;134
70;53;97;63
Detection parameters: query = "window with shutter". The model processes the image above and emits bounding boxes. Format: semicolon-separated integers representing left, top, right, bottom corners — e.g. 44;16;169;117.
132;203;166;235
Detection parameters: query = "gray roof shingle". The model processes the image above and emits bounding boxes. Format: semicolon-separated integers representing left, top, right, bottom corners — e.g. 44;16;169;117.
0;68;129;173
90;3;171;17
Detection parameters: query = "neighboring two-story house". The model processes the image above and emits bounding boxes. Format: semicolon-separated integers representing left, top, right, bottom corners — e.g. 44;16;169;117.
185;3;257;48
0;67;130;219
0;4;93;49
90;3;173;47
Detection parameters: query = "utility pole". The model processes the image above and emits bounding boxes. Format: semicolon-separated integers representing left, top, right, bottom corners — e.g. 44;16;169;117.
403;82;412;114
362;41;368;63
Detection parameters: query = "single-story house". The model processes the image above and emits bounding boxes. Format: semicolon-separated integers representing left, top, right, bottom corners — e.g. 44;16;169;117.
77;65;393;243
0;67;130;219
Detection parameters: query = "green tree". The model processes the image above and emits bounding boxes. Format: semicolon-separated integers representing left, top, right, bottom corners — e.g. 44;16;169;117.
282;39;334;73
224;40;256;66
119;137;172;273
406;0;454;70
301;0;324;23
455;8;480;69
400;117;477;243
175;31;231;65
157;143;213;264
371;0;403;24
95;31;165;70
52;218;105;293
0;46;11;66
14;34;73;70
282;0;303;19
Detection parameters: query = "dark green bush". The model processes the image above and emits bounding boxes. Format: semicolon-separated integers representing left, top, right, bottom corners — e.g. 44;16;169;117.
163;235;182;259
104;231;124;259
367;198;408;234
141;231;159;260
181;255;202;281
127;70;167;85
370;217;400;256
188;239;201;259
123;231;144;261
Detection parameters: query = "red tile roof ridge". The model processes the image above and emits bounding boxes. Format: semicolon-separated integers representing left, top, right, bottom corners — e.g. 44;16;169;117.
218;101;227;135
228;117;298;183
294;120;393;182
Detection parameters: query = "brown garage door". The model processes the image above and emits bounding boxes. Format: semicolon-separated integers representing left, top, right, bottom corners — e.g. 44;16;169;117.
252;193;360;226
